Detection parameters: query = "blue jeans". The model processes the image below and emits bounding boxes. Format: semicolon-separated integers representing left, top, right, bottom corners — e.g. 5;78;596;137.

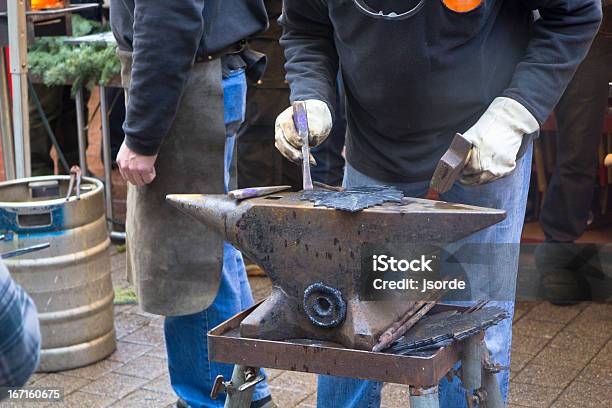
164;70;270;408
318;147;533;408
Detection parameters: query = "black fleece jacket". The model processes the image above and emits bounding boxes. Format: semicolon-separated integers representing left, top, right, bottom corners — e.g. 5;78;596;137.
110;0;268;155
280;0;602;182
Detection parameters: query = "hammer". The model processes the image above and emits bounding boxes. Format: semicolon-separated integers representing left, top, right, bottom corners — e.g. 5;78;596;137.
430;133;472;194
431;133;533;193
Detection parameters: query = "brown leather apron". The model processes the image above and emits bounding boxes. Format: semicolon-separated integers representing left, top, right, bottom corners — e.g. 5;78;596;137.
118;50;226;316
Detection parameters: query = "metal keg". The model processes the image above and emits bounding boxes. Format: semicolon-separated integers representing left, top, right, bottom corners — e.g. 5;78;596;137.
0;175;115;371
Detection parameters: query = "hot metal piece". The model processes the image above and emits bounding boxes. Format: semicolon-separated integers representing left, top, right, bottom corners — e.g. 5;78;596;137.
228;185;292;201
390;307;508;355
301;185;404;212
167;192;506;350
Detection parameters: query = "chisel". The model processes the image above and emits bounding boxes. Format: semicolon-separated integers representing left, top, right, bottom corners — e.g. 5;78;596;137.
292;101;314;191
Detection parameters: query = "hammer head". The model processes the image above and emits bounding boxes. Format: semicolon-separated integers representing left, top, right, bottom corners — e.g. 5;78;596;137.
430;133;473;194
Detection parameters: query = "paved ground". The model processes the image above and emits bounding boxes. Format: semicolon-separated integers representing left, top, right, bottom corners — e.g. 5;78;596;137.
3;246;609;408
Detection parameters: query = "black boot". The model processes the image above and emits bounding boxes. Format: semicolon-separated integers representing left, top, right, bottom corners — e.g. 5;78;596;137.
535;242;592;306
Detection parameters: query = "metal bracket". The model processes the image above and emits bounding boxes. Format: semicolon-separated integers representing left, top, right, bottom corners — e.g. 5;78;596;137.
209;366;264;403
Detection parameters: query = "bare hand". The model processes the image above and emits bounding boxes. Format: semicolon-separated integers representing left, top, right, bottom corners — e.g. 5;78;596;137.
116;142;158;187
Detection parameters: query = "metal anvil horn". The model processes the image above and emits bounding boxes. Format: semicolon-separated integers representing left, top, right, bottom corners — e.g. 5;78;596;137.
167;192;505;350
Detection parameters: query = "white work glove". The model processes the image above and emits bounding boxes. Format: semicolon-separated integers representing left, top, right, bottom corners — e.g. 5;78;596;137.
461;97;539;185
274;100;333;164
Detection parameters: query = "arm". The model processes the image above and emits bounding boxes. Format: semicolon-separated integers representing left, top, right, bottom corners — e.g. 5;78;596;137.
275;0;337;162
279;0;338;113
123;0;205;156
459;0;601;185
0;264;40;387
503;0;602;124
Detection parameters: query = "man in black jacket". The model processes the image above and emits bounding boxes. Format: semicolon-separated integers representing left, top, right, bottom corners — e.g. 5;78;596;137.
275;1;601;407
110;1;273;407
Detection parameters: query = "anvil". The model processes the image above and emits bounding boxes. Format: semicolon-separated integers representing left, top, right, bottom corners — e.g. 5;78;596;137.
167;192;505;350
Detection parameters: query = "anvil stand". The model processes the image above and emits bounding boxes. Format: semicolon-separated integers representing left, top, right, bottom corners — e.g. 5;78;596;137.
207;303;505;408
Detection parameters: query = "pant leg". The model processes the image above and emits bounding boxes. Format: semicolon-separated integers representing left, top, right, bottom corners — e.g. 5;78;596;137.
164;70;269;408
438;145;533;407
317;162;429;408
540;31;612;242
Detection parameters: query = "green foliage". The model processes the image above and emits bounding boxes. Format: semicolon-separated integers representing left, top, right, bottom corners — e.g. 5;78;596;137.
114;286;138;305
28;15;120;93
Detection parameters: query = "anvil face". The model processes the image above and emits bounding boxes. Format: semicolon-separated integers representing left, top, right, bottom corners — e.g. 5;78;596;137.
167;192;505;350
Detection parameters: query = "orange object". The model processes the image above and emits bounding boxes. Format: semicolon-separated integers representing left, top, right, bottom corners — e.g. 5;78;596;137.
442;0;483;13
31;0;64;10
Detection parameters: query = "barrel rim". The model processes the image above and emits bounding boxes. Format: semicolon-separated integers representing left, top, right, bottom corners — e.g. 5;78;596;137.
0;175;103;207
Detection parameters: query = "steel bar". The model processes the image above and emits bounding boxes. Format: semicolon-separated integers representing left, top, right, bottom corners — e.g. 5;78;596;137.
74;87;88;175
462;335;483;390
375;301;425;351
1;242;50;259
373;287;446;352
373;301;438;352
0;50;15;180
7;0;30;178
99;86;114;232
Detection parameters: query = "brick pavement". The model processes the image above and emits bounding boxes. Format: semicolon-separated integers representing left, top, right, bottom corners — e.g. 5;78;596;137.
2;247;611;408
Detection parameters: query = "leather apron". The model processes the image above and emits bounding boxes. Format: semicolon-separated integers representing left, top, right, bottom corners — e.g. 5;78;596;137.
118;50;226;316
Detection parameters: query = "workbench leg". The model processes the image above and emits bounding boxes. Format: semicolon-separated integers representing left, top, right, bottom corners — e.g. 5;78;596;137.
479;368;504;408
75;87;88;175
223;365;259;408
99;87;113;231
409;385;440;408
0;50;15;180
462;335;483;390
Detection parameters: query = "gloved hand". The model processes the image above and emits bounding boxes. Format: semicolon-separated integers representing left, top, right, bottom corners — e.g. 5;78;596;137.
460;97;539;185
275;99;333;164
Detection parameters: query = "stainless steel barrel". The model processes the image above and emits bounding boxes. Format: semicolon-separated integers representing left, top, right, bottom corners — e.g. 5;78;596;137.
0;175;115;371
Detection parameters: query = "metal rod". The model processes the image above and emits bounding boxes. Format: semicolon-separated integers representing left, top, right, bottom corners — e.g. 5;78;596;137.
110;231;126;241
27;79;70;173
75;87;88;175
0;50;15;180
1;242;50;259
7;0;30;178
99;86;114;233
462;335;483;390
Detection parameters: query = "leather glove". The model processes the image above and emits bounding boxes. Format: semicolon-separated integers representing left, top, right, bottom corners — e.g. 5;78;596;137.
275;100;333;164
461;97;539;185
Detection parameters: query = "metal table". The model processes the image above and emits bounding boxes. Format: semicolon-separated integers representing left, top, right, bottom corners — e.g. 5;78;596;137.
208;303;502;408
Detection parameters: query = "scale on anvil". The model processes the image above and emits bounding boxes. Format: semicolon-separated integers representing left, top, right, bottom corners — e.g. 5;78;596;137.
167;190;508;408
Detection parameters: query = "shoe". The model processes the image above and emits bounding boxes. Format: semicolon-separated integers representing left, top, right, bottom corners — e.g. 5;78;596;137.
251;395;276;408
176;398;188;408
535;243;592;306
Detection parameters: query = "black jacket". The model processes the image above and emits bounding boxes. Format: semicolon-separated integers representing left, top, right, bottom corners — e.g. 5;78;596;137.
280;0;602;182
110;0;268;155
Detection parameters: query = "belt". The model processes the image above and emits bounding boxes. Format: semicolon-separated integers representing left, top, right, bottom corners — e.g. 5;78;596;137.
195;40;247;63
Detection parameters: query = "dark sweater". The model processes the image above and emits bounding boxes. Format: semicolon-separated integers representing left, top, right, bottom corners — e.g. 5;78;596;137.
110;0;268;155
280;0;602;182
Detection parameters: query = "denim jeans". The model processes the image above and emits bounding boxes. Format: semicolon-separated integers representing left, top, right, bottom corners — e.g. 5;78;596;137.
318;146;533;408
164;69;270;408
